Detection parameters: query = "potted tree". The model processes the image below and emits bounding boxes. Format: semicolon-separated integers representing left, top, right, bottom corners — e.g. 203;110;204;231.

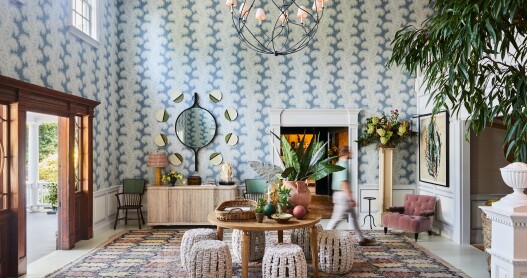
388;1;527;272
273;133;344;209
44;182;58;214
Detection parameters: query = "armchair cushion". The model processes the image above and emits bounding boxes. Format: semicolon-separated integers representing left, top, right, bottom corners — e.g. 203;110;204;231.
386;206;405;213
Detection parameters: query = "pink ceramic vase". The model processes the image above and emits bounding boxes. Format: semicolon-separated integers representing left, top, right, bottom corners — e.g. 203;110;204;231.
283;180;311;209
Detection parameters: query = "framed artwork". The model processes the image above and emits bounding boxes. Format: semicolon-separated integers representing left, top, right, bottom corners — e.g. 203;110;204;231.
418;111;449;187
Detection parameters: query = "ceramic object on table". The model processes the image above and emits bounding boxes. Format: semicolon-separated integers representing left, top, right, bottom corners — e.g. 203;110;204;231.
271;213;293;224
264;204;276;218
293;205;307;219
255;212;265;223
283;180;311;209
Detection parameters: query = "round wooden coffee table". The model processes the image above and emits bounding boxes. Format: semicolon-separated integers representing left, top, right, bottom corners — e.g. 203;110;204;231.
207;211;322;278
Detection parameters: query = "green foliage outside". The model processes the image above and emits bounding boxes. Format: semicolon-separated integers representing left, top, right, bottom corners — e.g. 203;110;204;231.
39;123;58;162
39;153;58;182
388;0;527;162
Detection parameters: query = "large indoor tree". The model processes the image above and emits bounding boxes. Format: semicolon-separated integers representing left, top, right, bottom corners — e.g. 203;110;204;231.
388;0;527;161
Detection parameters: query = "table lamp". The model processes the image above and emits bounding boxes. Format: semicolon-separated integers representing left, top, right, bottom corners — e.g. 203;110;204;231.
147;152;169;186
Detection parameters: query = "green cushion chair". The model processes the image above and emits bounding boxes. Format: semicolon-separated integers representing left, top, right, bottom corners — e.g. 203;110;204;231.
244;178;267;201
113;178;146;229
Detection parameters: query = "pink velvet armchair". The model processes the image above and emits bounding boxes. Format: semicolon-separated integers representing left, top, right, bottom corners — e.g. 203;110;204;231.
383;194;436;241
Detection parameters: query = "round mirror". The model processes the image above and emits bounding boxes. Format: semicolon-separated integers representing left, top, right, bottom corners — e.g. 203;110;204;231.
169;153;183;166
173;90;184;103
225;133;238;146
155;109;169;122
175;93;217;170
209;90;222;103
225;108;238;121
155;133;167;147
210;153;223;165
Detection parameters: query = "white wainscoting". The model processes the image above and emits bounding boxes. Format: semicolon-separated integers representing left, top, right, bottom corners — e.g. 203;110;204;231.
357;184;416;222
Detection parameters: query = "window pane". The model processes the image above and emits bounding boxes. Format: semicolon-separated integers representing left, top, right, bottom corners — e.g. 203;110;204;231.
83;1;90;18
75;13;83;30
75;0;82;13
74;116;82;192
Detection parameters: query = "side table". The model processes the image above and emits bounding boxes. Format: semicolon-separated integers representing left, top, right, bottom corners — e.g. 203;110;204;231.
362;197;376;229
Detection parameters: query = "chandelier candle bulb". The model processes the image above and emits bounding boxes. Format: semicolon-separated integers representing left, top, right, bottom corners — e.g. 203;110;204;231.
297;6;308;24
239;3;250;19
312;0;323;12
255;8;266;25
278;10;288;23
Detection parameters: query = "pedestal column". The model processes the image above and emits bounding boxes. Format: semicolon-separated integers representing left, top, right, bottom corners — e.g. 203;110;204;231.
379;147;394;224
27;121;40;212
480;205;527;277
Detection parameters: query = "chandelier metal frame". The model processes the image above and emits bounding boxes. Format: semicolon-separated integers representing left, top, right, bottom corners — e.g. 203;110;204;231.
229;0;325;56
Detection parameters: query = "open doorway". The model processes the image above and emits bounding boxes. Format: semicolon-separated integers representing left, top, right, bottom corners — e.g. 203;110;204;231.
26;112;59;264
280;126;349;196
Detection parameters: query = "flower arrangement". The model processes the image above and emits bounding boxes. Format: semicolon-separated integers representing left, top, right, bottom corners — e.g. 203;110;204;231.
162;170;184;185
356;110;416;148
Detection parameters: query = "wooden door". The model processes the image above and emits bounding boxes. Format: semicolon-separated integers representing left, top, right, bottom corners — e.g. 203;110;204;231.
148;188;170;224
0;75;99;275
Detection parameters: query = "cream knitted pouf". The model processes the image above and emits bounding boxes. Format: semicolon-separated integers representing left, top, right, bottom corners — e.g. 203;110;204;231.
262;243;307;278
180;228;216;270
187;240;232;278
232;229;266;261
317;230;355;274
290;223;323;260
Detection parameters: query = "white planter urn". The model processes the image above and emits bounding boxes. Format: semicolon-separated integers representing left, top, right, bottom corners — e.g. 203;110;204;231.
494;162;527;212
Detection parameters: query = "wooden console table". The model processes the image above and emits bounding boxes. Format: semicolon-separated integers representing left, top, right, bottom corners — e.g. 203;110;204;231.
147;185;237;225
208;211;322;278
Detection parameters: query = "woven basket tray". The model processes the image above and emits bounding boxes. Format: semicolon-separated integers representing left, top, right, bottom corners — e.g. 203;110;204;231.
215;198;257;222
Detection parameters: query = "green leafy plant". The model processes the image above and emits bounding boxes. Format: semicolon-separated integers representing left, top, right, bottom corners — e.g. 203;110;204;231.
272;132;344;181
357;109;416;148
276;183;292;215
43;182;58;208
255;197;265;213
388;0;527;161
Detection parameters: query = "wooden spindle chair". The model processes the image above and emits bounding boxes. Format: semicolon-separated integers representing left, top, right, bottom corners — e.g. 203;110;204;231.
244;179;267;201
113;179;146;229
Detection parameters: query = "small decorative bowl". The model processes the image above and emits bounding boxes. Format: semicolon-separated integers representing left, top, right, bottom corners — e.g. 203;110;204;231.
271;213;293;224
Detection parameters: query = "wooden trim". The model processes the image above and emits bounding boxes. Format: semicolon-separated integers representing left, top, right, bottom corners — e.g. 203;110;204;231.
82;114;93;239
0;75;99;110
58;116;75;249
9;102;27;276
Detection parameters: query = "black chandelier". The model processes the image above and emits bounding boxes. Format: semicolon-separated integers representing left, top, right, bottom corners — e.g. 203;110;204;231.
226;0;327;56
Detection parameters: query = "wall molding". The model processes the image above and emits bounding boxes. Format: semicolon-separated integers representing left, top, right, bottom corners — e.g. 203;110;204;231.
93;185;120;235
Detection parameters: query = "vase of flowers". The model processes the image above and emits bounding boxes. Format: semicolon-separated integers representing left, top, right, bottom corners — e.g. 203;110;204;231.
162;170;184;186
356;109;416;148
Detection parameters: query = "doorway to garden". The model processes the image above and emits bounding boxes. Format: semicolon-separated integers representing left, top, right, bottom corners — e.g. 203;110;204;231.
25;112;59;264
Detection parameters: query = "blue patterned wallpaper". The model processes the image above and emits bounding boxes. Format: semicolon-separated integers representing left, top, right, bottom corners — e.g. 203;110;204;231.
116;0;432;186
0;0;433;189
0;0;121;191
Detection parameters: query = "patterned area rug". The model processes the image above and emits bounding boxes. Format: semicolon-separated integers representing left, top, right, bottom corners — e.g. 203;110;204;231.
47;229;469;277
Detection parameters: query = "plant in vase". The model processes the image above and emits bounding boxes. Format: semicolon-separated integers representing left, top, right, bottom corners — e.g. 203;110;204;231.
255;197;266;223
162;170;184;186
272;132;344;209
356;109;416;148
276;182;292;215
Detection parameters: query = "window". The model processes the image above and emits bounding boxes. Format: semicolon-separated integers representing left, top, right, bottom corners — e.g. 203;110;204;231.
0;105;7;211
69;0;99;47
74;116;83;192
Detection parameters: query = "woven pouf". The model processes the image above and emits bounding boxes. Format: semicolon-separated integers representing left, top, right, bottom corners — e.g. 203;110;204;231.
262;243;307;278
290;223;323;260
180;228;216;270
317;230;355;274
232;229;266;261
187;240;232;278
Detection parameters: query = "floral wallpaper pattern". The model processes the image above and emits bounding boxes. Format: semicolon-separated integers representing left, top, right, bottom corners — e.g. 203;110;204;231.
0;0;120;191
0;0;432;189
117;0;432;186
